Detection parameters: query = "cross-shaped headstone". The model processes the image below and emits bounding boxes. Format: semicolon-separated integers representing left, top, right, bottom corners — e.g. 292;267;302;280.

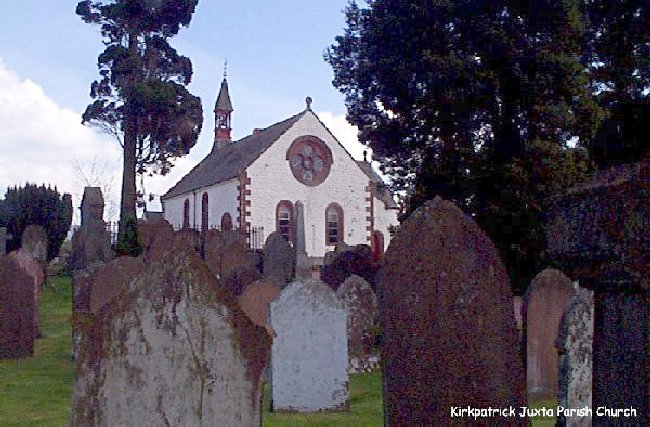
0;227;11;256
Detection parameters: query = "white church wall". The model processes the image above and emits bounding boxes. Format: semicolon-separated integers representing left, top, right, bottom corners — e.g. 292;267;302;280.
162;179;239;230
373;197;398;245
162;194;192;229
247;111;371;257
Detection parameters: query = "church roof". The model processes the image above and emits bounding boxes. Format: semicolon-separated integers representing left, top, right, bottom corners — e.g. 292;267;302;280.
214;79;233;112
356;161;399;209
161;111;305;200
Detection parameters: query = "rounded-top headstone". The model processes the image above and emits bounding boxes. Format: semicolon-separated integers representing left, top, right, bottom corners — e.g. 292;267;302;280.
72;236;270;425
525;268;575;400
262;231;295;286
238;279;281;337
377;197;526;425
269;279;349;412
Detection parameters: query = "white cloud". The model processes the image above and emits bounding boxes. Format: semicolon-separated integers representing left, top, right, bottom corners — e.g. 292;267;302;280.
318;111;371;161
0;59;122;223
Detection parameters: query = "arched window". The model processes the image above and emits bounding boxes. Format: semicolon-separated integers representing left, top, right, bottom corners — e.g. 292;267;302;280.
182;198;190;229
201;192;209;233
276;200;293;242
325;203;344;245
221;212;233;230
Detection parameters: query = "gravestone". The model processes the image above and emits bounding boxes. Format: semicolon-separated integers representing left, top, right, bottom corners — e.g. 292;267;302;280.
238;279;281;338
0;255;35;359
21;224;48;275
293;201;311;279
377;197;525;425
203;229;226;278
175;228;201;252
71;187;113;271
262;231;295;286
72;235;270;425
8;249;44;338
269;279;348;412
71;256;143;361
336;274;378;373
546;160;649;425
525;268;575;400
556;287;594;427
137;218;174;257
221;240;257;280
224;265;262;297
0;227;10;255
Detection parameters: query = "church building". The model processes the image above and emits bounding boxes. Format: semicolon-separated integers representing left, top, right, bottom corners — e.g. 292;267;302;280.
161;78;398;260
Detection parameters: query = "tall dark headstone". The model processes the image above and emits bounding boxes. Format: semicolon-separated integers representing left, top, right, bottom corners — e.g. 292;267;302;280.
525;268;575;400
293;201;310;279
0;227;10;256
71;187;113;271
546;160;649;425
21;224;48;275
0;255;35;359
377;197;526;425
262;231;295;286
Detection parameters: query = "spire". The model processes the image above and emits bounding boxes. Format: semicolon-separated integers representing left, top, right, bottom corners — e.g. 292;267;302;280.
213;62;233;153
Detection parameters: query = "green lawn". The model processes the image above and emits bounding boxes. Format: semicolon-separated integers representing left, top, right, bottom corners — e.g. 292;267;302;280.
0;274;554;426
0;276;74;426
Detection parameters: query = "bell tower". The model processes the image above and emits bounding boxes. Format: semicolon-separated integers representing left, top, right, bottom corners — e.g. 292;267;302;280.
213;63;233;153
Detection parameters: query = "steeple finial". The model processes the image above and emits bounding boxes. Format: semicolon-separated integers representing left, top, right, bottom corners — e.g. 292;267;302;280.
223;59;227;79
305;96;312;110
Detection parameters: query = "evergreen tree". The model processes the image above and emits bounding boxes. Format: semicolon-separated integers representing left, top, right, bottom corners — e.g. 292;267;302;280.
0;184;73;260
77;0;203;255
326;0;597;292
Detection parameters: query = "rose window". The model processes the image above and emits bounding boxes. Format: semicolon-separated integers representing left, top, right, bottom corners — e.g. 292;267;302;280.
286;136;333;186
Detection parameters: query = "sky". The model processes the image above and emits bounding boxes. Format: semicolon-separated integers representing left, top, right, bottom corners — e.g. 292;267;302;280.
0;1;367;223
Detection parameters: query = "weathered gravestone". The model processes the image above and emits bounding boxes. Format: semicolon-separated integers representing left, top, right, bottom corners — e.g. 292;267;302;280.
71;256;143;361
71;187;113;271
8;249;44;338
221;240;257;280
137;218;174;257
0;227;10;255
293;201;311;279
546;160;649;425
0;255;35;359
21;224;48;275
203;228;226;278
525;268;575;400
239;279;281;338
336;274;378;373
262;231;295;286
224;265;262;297
174;228;201;252
72;236;270;426
556;287;594;427
377;197;526;425
269;279;348;412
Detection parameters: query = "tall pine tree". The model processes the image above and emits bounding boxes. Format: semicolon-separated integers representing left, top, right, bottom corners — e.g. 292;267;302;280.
77;0;203;255
326;0;596;292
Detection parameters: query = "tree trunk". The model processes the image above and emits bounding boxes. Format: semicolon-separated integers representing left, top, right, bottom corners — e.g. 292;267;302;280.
116;32;140;255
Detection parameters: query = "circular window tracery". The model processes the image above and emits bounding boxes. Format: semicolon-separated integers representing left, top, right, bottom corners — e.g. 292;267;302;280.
286;136;333;186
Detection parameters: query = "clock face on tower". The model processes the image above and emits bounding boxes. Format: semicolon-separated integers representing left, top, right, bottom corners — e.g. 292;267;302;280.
286;136;333;186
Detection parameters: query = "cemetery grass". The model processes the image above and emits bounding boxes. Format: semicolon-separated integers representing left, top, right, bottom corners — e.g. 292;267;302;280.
0;274;554;426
